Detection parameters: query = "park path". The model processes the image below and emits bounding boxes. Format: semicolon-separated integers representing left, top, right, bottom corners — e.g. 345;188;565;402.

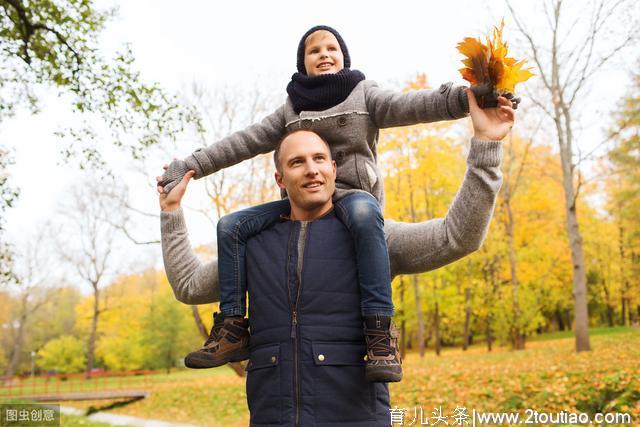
60;406;214;427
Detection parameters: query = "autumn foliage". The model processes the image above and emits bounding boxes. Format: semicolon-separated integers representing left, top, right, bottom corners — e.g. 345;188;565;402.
457;20;534;94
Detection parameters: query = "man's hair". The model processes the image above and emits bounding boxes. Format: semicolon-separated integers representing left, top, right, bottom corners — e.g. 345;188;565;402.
273;129;331;173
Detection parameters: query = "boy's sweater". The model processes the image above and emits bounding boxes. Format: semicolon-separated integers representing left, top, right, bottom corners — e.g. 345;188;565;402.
161;138;502;305
184;80;469;207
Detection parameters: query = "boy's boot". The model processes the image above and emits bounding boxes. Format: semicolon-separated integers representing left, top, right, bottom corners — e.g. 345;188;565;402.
363;314;402;382
184;312;250;369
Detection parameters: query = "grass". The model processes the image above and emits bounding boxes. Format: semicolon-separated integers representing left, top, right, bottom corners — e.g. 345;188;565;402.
5;327;639;426
528;325;634;342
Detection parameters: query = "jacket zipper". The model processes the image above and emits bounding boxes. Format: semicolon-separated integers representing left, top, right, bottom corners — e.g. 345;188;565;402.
292;221;309;427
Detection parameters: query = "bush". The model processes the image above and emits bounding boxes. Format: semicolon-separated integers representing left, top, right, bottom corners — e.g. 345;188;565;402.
37;336;86;374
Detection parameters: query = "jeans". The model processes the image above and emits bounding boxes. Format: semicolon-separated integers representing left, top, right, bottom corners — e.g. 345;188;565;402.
217;192;394;317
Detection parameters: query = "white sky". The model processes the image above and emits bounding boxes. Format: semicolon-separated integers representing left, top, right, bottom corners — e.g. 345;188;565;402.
2;0;637;290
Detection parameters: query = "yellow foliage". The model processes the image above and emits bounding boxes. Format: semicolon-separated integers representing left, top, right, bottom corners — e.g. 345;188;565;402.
457;19;534;94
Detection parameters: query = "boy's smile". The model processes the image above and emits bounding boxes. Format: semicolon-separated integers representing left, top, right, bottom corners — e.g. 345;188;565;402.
304;30;345;76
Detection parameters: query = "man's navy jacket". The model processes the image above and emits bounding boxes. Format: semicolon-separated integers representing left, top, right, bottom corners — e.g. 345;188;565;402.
245;209;390;426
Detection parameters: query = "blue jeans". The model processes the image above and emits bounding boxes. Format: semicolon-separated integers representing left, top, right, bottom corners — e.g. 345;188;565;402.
217;193;394;317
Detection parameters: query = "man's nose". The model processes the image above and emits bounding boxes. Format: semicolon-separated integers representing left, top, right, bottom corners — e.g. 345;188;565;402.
303;160;319;175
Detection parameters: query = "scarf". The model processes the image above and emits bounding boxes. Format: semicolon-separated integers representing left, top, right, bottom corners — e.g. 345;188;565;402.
286;69;366;114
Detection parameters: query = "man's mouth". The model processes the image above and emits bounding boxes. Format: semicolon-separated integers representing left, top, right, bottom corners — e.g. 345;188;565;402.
317;62;333;69
303;181;323;188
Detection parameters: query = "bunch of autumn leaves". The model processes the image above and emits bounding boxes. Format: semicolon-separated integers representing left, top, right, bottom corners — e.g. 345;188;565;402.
457;20;534;107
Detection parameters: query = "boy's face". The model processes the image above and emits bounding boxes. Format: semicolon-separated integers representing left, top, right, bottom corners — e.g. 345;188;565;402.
303;30;344;76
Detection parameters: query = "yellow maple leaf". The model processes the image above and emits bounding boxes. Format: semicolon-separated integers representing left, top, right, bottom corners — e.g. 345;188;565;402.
457;19;534;95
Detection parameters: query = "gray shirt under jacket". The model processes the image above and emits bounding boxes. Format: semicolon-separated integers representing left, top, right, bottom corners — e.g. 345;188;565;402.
161;138;503;305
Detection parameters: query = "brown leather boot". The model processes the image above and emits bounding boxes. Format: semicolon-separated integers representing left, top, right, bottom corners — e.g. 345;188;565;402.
184;312;250;369
363;314;402;382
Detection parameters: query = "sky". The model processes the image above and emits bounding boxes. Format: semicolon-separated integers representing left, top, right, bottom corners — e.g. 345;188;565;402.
2;0;637;290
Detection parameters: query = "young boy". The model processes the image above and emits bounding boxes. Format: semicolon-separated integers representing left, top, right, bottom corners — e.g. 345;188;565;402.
161;25;513;383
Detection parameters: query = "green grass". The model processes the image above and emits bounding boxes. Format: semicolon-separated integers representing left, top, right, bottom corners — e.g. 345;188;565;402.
528;325;635;342
59;413;114;426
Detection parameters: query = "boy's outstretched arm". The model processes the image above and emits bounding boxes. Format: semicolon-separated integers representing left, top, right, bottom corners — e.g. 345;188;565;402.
364;80;470;129
162;105;287;193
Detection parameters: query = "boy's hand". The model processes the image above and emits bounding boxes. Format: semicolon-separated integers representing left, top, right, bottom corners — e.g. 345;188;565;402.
157;167;195;212
466;88;515;142
161;159;191;194
470;84;520;110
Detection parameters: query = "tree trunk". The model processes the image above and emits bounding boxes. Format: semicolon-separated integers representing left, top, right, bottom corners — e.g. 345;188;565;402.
413;275;425;358
191;306;209;339
483;257;498;352
4;311;27;379
619;224;630;326
399;277;406;357
434;301;441;356
505;198;525;350
86;286;100;378
407;177;425;358
555;308;565;331
463;287;471;351
601;276;615;327
561;164;590;351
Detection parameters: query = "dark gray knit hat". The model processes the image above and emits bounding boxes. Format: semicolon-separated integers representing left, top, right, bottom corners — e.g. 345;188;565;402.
296;25;351;74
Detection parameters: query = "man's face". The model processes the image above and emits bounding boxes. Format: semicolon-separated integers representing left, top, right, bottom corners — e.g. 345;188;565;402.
275;131;336;220
304;30;344;76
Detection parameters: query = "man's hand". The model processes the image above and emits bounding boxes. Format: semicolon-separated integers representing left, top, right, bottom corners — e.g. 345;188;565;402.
157;166;195;212
466;88;516;141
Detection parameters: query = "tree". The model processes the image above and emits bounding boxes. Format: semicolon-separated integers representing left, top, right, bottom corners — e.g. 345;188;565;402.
0;0;198;165
506;0;640;352
37;336;86;374
0;0;199;284
3;228;56;379
0;147;19;284
141;288;194;373
56;177;122;376
498;133;532;349
605;69;640;325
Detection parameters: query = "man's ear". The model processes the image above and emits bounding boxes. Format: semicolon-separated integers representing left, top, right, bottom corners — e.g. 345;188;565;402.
275;171;285;189
332;160;337;176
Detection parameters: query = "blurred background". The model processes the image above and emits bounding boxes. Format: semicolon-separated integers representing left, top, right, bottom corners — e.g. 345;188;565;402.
1;0;639;425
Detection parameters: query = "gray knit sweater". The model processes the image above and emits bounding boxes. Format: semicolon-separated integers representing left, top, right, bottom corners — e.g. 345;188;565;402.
161;138;502;305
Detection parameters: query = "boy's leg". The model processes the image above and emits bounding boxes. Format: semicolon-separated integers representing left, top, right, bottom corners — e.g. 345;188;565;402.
217;199;292;317
334;192;393;316
185;199;291;369
334;192;401;383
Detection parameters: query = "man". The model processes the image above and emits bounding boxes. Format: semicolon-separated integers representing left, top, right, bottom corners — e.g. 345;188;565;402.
158;90;514;426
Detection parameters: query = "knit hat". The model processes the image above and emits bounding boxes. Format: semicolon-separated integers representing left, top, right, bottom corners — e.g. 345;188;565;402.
296;25;351;74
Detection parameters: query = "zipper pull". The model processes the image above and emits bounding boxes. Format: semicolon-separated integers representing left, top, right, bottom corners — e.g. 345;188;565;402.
290;311;298;338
